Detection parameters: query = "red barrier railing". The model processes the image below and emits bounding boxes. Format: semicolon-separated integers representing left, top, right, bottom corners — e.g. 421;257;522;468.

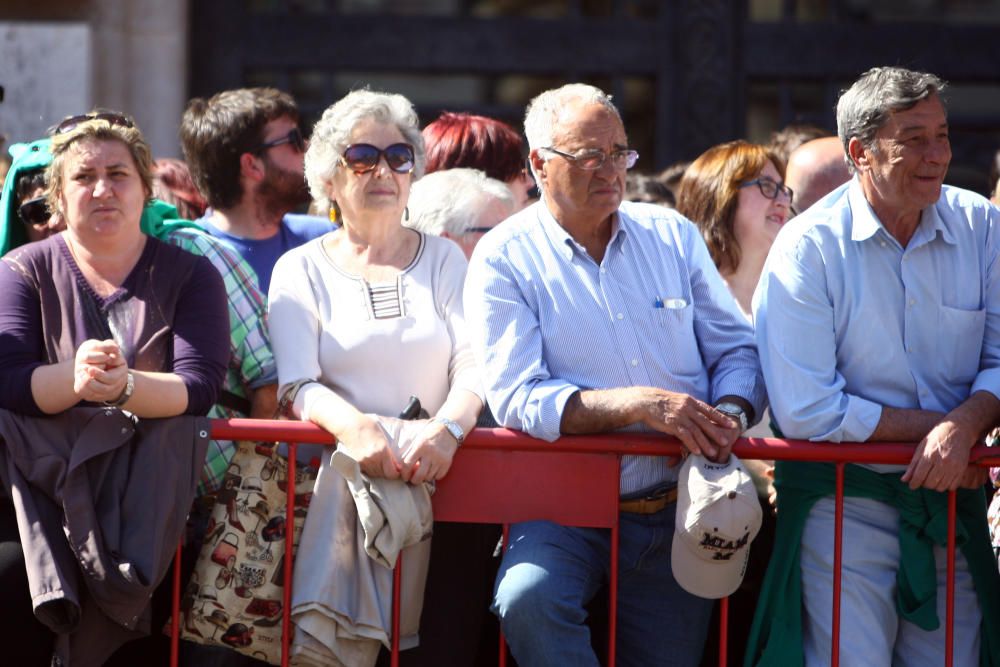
167;421;1000;667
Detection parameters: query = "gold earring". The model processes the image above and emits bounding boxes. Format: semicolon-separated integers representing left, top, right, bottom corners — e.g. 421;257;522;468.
329;206;338;223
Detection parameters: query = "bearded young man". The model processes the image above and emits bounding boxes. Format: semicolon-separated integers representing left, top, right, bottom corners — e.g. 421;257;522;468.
181;87;332;293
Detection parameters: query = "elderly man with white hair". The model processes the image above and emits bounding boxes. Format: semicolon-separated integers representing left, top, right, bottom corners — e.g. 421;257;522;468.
464;83;766;666
405;167;516;259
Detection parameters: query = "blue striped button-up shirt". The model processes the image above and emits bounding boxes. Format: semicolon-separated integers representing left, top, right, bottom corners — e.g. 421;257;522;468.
754;180;1000;471
464;200;766;494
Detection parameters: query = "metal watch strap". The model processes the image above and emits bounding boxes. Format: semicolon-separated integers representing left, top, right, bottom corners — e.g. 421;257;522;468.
431;416;465;444
104;370;134;407
715;401;748;432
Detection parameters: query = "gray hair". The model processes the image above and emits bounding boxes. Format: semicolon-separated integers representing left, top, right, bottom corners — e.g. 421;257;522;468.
405;168;515;237
836;66;947;174
305;89;426;213
523;83;624;188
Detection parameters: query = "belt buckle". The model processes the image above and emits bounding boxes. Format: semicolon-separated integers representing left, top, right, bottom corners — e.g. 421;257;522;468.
644;488;668;502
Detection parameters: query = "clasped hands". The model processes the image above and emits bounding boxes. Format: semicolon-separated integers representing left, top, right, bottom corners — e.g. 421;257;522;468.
335;413;459;485
902;418;988;492
73;339;129;404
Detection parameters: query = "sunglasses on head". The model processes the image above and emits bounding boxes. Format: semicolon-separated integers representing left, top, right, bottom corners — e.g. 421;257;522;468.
50;111;134;136
253;127;306;154
340;143;415;174
18;197;50;226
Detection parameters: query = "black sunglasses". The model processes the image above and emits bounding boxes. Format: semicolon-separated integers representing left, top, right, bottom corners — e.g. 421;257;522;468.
253;127;306;154
340;143;415;174
18;196;50;226
50;111;134;136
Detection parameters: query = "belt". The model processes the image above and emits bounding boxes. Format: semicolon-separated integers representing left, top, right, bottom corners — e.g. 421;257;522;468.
618;487;678;514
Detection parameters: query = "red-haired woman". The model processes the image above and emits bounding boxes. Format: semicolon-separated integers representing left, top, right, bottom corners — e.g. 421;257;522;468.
422;111;535;210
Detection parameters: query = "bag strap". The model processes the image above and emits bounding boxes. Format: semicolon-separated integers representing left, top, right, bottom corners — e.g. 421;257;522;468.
276;379;321;418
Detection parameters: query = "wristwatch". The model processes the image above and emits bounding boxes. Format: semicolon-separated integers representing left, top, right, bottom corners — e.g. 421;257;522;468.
715;401;749;432
104;370;135;408
431;416;465;445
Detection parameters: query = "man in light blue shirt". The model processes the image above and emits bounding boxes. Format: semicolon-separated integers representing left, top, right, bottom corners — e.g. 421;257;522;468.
465;83;766;667
750;67;1000;666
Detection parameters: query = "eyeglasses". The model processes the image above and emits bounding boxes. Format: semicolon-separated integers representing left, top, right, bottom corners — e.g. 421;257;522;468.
741;177;793;201
18;197;50;226
50;111;134;136
541;146;639;171
253;127;306;154
340;143;415;174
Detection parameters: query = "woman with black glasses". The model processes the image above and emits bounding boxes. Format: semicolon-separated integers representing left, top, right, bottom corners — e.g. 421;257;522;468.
676;139;792;318
268;90;483;666
0;138;65;255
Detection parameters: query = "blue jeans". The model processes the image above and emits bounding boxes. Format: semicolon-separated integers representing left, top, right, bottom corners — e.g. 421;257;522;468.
800;496;981;667
491;504;713;667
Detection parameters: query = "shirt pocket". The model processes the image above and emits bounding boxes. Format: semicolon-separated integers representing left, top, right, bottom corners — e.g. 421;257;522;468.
937;304;986;385
652;300;703;379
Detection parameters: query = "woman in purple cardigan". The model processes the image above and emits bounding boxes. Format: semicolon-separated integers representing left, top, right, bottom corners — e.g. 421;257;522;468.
0;111;229;665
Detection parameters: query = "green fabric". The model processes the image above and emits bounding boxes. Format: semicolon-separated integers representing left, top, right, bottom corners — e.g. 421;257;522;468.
744;461;1000;667
138;198;204;241
1;137;199;252
1;138;53;255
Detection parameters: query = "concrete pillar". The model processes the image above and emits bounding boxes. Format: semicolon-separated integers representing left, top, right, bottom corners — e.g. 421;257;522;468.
90;0;188;157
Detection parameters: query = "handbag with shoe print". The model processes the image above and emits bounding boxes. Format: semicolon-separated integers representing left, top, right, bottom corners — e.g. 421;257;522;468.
173;380;322;664
175;440;320;664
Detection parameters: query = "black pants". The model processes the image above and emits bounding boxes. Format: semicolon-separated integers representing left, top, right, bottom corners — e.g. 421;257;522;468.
376;520;503;667
0;497;55;665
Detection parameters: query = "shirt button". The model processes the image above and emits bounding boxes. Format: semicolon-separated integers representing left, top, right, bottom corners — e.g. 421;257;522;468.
908;299;915;306
617;313;624;320
907;346;914;352
600;267;606;274
880;241;887;248
630;359;638;367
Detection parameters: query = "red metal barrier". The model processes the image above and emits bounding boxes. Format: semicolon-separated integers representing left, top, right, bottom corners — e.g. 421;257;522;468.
166;421;998;667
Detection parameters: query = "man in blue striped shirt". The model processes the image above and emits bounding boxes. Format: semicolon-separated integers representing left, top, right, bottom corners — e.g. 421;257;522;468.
464;83;766;667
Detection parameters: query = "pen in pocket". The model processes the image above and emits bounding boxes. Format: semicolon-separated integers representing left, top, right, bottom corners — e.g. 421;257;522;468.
654;296;688;309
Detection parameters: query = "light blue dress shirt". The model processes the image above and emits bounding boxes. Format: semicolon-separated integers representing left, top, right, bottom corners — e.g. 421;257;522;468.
464;200;766;494
754;179;1000;471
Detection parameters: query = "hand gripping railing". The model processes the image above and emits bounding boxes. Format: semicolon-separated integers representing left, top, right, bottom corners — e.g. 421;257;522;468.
166;421;1000;667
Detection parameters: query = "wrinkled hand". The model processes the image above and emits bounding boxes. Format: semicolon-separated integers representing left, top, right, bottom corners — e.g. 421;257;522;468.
902;418;978;492
957;465;989;490
337;414;404;480
638;388;740;462
73;339;128;403
402;420;459;485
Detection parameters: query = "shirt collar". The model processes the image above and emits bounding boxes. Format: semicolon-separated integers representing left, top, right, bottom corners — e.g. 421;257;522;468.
537;199;627;262
847;177;955;246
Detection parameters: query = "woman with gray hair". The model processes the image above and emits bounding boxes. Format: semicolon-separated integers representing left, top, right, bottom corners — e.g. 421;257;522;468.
268;90;484;664
406;167;515;258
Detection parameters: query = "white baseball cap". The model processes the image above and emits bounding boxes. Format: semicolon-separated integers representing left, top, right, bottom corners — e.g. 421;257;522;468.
671;454;763;599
